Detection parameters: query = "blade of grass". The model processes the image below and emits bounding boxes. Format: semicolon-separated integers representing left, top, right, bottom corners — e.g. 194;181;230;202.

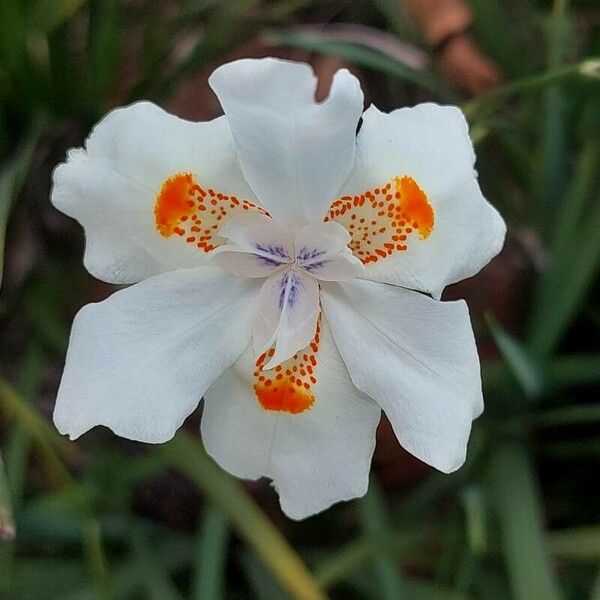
268;28;454;100
131;531;184;600
0;452;16;543
528;191;600;357
0;375;74;487
358;479;406;599
548;527;600;560
483;354;600;393
4;342;45;506
193;504;230;600
314;527;427;589
535;403;600;427
527;138;600;353
47;21;80;116
149;0;261;102
0;343;44;595
462;486;488;557
549;138;600;266
592;565;600;600
160;431;328;600
486;440;562;600
469;0;536;78
240;550;291;600
486;313;545;400
397;425;486;522
536;439;600;460
537;0;571;218
343;569;474;600
82;519;109;600
86;0;121;116
369;0;414;39
0;119;43;287
28;0;89;35
463;62;589;120
0;0;25;70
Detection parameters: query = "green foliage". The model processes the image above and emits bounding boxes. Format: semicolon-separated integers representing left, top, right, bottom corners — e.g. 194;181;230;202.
1;0;599;598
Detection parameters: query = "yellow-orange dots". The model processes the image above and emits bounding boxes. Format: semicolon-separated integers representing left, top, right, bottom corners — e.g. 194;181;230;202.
325;175;434;265
154;171;270;252
253;321;321;414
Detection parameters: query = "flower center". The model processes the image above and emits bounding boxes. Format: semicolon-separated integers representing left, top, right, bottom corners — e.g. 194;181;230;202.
209;214;364;283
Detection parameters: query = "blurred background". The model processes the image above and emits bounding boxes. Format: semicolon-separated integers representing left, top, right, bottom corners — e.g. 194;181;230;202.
1;0;599;598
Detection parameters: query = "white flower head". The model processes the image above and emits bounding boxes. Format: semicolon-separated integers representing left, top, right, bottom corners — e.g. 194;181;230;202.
51;58;506;520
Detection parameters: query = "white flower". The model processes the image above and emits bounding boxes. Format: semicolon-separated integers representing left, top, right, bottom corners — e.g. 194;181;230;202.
51;58;506;520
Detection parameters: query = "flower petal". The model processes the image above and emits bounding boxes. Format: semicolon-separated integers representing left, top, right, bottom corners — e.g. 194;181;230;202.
209;58;364;223
295;221;364;281
332;104;505;298
54;267;260;443
253;268;320;369
201;319;380;520
321;278;482;473
52;101;260;284
210;212;294;277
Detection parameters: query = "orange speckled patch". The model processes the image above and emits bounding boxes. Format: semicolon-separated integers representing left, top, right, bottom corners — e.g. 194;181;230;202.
154;172;269;252
325;175;434;264
253;321;321;414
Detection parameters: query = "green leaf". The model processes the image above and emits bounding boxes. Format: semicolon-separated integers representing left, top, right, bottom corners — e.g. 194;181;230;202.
486;440;563;600
193;504;230;600
0;121;43;288
160;432;328;600
486;313;546;400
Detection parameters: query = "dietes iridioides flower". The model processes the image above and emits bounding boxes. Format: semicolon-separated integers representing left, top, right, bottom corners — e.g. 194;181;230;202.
51;58;506;520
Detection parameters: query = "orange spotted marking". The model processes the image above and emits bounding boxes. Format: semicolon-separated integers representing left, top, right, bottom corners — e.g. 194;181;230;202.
253;321;321;414
325;175;434;264
154;172;269;252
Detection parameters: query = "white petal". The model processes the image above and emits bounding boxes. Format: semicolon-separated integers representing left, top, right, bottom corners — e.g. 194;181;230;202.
201;319;381;520
209;58;363;223
210;212;293;277
341;104;506;298
321;278;482;473
52;101;258;284
253;268;320;369
54;267;260;443
295;221;364;281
